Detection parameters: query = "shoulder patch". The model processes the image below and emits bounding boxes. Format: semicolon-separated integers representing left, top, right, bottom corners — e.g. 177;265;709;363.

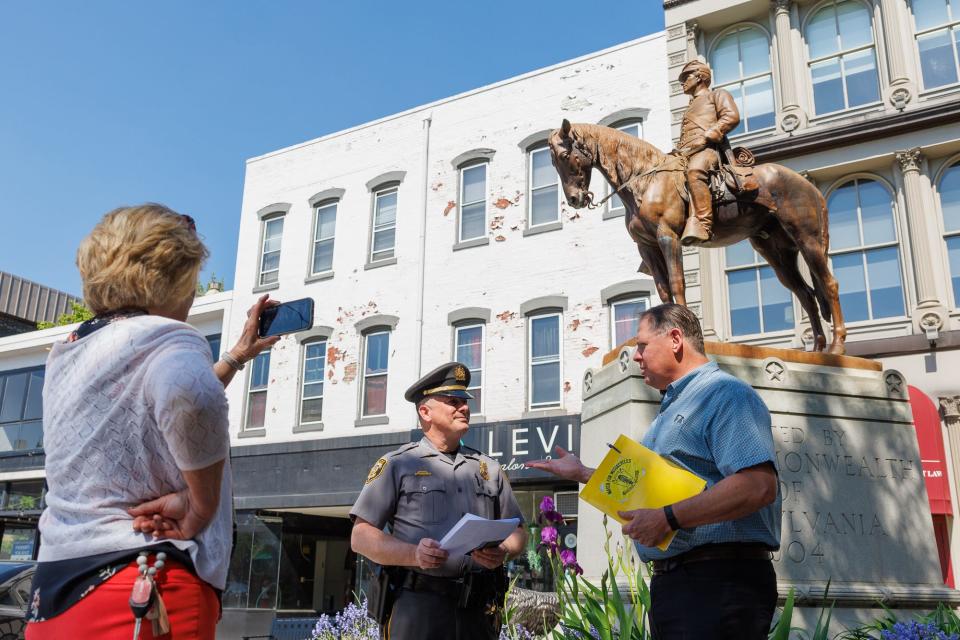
366;458;388;484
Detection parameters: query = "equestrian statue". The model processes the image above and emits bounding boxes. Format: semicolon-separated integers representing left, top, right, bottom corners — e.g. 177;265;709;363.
548;60;847;354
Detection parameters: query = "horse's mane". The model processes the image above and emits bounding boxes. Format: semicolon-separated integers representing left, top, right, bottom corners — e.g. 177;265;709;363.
573;123;665;170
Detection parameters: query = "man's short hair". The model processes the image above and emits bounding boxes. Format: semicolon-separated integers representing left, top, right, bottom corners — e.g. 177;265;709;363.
638;303;705;354
77;204;208;314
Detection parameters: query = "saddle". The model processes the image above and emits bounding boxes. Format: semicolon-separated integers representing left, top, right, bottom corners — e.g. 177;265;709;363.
712;145;759;203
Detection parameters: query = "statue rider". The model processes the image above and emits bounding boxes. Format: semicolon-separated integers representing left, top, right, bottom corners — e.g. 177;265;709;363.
675;60;741;246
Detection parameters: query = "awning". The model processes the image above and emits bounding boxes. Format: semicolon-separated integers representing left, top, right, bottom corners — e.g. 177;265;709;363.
909;385;952;516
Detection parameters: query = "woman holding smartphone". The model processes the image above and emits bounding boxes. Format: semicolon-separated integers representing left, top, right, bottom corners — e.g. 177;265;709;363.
26;204;277;639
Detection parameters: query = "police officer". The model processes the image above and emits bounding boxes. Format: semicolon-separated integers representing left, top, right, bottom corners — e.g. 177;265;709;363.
350;362;527;640
675;59;741;245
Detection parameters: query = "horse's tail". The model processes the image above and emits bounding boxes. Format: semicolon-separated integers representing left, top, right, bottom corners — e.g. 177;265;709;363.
812;188;833;323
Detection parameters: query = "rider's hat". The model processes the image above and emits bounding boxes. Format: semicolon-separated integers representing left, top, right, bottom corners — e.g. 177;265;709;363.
678;60;712;86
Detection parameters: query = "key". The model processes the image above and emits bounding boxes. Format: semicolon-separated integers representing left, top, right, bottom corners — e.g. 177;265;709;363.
130;574;154;640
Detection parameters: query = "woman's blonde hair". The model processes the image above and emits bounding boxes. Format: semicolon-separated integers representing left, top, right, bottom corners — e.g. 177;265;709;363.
77;204;209;314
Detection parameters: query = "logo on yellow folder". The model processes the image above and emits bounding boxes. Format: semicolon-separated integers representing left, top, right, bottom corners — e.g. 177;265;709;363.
601;458;646;503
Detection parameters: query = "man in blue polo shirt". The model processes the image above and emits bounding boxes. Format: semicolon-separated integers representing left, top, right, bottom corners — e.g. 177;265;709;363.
528;303;781;639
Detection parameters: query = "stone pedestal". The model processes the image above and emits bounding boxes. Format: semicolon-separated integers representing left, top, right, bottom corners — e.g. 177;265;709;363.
577;341;960;631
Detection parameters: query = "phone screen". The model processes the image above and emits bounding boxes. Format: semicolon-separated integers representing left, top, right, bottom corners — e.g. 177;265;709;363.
258;298;315;337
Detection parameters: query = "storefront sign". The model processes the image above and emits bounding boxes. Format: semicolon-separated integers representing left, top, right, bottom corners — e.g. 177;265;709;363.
10;539;34;561
460;415;581;480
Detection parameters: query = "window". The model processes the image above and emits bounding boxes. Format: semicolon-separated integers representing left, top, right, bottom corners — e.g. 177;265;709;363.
806;0;881;114
608;122;643;214
371;187;397;263
258;216;284;286
827;179;906;321
223;512;282;609
529;313;561;410
454;324;484;414
0;368;44;453
206;334;221;361
459;163;487;242
725;242;795;336
710;26;775;134
912;0;960;89
611;297;649;347
362;331;390;417
311;201;337;274
529;147;560;227
300;339;326;425
938;162;960;304
245;351;270;430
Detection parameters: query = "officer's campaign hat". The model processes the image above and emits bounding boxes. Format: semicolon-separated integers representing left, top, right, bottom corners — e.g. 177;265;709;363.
404;361;474;403
678;60;712;84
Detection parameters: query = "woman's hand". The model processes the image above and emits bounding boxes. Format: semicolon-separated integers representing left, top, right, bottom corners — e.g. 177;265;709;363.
229;295;281;363
128;491;211;540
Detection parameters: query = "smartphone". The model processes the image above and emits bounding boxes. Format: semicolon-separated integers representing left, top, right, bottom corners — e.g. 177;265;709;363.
258;298;315;338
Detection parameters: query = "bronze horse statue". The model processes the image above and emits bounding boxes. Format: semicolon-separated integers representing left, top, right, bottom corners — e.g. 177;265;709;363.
548;119;847;354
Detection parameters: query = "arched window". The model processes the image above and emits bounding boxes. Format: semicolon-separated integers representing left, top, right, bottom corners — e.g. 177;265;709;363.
710;26;775;134
806;0;881;114
725;243;795;336
827;178;905;321
938;162;960;304
911;0;960;89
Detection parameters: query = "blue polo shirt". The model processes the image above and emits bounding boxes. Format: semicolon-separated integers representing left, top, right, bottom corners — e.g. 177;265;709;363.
636;360;782;561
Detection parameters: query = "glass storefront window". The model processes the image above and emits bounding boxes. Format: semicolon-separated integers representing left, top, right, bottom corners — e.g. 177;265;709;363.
5;480;44;511
0;528;36;561
223;513;283;609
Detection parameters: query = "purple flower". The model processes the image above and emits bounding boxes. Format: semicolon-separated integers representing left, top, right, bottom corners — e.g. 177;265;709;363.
539;495;555;513
559;548;584;575
542;509;564;524
540;526;558;546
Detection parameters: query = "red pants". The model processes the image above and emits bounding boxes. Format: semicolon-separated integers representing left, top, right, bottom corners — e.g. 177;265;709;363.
26;559;218;640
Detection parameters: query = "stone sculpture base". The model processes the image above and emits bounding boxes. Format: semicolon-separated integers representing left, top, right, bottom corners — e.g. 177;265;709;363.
576;340;960;632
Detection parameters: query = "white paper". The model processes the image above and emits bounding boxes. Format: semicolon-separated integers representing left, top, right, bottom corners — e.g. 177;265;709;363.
438;513;521;556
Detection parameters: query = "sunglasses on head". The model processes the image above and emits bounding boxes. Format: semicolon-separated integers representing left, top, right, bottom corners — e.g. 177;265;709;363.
180;214;197;232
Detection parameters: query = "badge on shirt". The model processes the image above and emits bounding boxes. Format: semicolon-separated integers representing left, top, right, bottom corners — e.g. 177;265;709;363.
366;458;387;484
479;461;489;481
415;470;432;476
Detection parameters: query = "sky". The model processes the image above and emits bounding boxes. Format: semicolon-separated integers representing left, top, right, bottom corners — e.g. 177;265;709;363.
0;1;664;297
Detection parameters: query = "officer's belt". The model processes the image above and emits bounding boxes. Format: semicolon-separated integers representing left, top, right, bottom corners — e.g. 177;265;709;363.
402;571;488;598
651;542;773;576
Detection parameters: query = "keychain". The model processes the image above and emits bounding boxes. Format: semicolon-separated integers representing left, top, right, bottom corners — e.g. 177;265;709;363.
129;551;171;639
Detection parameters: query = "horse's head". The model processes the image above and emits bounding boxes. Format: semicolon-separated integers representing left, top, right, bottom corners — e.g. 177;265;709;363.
548;119;594;209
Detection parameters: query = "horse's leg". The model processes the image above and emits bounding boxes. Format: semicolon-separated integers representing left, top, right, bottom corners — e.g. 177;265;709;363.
750;228;827;352
796;235;847;354
638;243;672;303
656;225;686;306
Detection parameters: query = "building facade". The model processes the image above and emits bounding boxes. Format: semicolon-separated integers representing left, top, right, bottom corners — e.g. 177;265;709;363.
663;0;960;586
0;272;82;337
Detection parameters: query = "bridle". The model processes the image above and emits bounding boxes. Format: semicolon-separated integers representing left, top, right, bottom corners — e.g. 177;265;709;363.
564;135;667;210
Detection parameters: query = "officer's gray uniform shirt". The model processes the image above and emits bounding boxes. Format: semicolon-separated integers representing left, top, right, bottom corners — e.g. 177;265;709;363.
350;437;524;577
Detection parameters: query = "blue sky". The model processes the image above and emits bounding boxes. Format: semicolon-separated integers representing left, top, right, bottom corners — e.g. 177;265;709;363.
0;2;664;297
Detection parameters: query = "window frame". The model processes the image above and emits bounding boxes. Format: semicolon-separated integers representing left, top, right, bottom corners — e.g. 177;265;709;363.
298;338;327;427
0;365;45;454
804;0;883;116
257;214;285;287
724;246;798;337
310;200;338;277
527;146;562;229
458;161;488;244
825;176;908;322
527;312;563;411
360;329;390;419
609;296;651;348
606;121;644;216
243;351;271;434
936;159;960;307
453;322;485;416
370;186;398;264
910;0;960;90
708;24;776;136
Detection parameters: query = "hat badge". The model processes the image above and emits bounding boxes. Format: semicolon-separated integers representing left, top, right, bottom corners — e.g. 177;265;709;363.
454;366;467;382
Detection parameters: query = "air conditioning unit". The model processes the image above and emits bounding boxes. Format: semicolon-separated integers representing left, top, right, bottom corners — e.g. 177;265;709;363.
554;491;579;518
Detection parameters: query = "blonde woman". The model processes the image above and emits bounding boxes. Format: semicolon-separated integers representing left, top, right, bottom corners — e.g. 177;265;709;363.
26;204;278;639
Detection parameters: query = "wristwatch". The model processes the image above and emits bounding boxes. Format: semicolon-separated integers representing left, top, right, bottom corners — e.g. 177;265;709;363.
663;504;681;531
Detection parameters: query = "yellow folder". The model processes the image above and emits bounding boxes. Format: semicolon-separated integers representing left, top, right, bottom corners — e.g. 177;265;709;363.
580;434;707;551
